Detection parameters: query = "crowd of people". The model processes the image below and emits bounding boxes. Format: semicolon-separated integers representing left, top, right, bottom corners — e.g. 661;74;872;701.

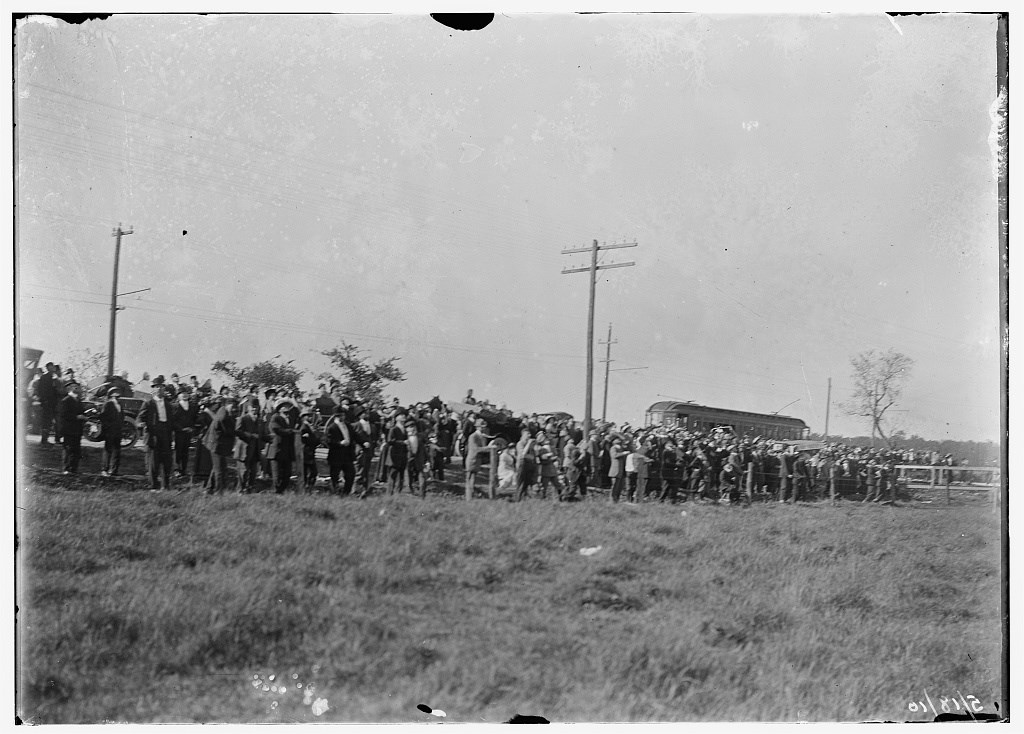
26;366;976;504
491;420;912;505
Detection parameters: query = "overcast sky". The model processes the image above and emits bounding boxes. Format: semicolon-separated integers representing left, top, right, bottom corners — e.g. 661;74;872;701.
15;12;1003;441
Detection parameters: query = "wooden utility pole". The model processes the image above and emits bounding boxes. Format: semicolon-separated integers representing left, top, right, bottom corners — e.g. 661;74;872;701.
824;376;832;441
561;239;636;435
599;323;616;422
107;223;134;378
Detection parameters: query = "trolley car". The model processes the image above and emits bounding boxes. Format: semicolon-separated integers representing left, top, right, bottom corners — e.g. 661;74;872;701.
644;400;808;440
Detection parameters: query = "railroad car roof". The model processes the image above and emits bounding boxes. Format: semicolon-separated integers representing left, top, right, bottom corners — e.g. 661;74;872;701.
646;400;807;426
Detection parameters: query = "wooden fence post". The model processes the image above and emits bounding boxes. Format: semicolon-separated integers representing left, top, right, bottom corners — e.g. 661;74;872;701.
488;445;498;500
745;462;753;506
945;467;951;505
829;465;836;506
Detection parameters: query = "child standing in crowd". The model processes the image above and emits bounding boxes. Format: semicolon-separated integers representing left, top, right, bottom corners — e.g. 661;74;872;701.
427;432;446;482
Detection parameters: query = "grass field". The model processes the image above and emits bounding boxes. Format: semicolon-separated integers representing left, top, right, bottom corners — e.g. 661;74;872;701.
17;442;1003;723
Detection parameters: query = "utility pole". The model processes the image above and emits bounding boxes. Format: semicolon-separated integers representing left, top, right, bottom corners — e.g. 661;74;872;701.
599;323;617;422
561;239;636;435
107;223;134;379
824;377;832;441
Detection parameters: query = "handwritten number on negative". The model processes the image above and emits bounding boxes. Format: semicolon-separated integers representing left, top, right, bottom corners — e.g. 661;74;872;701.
910;695;983;714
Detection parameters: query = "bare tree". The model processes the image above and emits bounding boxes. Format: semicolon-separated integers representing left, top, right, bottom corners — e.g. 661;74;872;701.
59;348;109;386
842;349;914;447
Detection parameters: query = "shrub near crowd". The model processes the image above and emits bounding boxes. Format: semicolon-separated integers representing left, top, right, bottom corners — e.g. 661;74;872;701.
18;443;1001;723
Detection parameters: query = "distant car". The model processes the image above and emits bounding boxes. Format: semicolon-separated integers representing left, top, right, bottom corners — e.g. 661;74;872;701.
81;379;145;449
536;411;574;423
449;400;523;456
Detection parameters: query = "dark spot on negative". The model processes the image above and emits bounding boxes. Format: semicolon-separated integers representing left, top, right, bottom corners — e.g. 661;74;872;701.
182;230;187;236
507;713;550;723
13;12;111;24
417;703;432;714
431;13;494;31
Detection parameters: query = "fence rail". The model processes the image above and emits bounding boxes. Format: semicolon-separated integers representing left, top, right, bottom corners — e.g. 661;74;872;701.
893;464;1000;488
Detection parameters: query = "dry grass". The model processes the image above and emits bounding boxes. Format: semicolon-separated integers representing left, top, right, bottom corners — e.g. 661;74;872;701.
17;444;1002;723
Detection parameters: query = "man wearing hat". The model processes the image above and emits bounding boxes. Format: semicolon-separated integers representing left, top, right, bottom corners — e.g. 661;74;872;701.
266;400;297;492
324;404;356;495
204;396;237;494
862;459;880;503
100;386;125;476
259;389;279;480
658;438;680;504
192;396;216;485
171;385;199;478
297;407;321;493
58;380;87;474
351;403;380;497
137;380;176;490
234;398;262;493
36;362;61;446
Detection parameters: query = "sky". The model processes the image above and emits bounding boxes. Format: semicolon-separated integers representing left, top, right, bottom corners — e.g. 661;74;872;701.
14;11;1005;442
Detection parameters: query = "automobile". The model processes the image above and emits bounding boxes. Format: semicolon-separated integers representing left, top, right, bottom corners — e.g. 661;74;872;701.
536;411;574;424
448;400;524;457
80;376;145;449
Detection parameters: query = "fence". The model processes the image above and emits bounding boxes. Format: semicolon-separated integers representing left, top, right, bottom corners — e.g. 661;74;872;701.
735;463;1001;507
893;464;999;488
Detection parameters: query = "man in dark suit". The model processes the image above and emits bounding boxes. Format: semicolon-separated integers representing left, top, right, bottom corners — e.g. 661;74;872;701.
406;420;428;498
137;380;176;490
324;405;355;495
779;448;796;503
435;409;457;465
658;438;680;503
266;401;296;493
37;362;61;446
99;387;125;476
297;409;321;493
234;398;262;493
171;385;199;478
259;388;278;480
58;381;87;473
350;404;380;498
204;396;237;494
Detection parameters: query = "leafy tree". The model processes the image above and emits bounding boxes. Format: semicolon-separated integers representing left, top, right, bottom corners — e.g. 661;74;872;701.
318;341;405;404
841;349;914;448
211;359;304;393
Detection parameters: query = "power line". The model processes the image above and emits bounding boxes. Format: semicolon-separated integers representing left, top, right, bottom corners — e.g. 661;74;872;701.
19;132;571;272
22;293;109;307
20;85;994;360
20;85;586;259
